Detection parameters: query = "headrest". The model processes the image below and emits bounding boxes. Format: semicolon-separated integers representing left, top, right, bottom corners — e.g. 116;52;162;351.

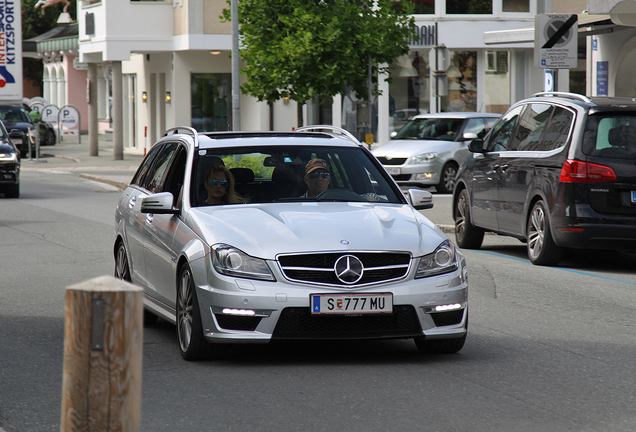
230;167;254;183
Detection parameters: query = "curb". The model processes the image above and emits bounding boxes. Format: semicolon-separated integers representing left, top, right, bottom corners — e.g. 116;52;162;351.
79;174;128;191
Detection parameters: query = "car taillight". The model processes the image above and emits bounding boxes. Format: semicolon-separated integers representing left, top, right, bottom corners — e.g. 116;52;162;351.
559;160;617;183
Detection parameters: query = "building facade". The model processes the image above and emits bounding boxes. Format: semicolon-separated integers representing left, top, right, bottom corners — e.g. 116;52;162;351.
74;0;622;153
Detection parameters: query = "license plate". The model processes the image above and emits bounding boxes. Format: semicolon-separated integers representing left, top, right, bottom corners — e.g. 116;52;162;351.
632;191;636;203
311;293;393;315
385;167;401;175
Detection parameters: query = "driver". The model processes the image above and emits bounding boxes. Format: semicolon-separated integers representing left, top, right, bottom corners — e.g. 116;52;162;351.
300;158;378;201
300;158;331;198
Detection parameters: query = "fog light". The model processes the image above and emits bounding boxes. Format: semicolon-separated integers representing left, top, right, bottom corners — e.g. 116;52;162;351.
415;173;434;180
435;303;462;312
222;308;256;316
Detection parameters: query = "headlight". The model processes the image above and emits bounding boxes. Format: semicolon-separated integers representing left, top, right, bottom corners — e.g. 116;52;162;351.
408;152;437;164
212;244;275;281
0;153;17;161
415;240;458;279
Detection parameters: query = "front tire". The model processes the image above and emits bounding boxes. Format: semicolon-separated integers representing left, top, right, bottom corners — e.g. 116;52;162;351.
527;200;563;266
43;129;56;146
177;265;211;361
436;162;458;194
454;188;484;249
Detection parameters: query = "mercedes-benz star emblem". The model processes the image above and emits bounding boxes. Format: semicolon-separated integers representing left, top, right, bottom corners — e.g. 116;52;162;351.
334;255;364;284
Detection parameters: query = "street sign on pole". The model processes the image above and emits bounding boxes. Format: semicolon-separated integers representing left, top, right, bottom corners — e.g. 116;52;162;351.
535;14;578;69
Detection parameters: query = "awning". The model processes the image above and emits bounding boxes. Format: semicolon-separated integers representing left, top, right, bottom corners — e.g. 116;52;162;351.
484;14;614;45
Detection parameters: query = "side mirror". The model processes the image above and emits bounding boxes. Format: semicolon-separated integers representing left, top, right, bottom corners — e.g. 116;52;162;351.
468;138;485;153
390;131;398;138
141;192;179;214
462;132;478;141
407;189;434;210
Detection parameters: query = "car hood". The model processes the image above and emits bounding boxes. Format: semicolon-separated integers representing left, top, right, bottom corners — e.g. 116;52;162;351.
372;139;461;158
187;203;446;259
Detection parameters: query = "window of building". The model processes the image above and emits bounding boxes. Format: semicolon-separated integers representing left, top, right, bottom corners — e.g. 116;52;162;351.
442;51;477;112
446;0;492;14
390;0;434;14
191;73;232;132
388;50;430;134
502;0;529;12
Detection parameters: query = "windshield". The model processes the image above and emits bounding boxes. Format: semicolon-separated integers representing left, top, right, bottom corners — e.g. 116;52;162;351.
0;106;30;124
582;115;636;159
394;118;465;140
192;145;403;206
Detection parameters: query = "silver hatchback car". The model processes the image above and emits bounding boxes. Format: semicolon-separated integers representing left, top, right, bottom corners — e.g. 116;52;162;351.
372;112;500;193
114;126;468;360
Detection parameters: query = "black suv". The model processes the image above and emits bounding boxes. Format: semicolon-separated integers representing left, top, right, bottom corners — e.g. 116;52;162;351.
453;92;636;265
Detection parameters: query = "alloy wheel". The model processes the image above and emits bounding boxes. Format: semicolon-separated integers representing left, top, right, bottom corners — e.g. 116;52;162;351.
527;204;546;260
177;269;195;353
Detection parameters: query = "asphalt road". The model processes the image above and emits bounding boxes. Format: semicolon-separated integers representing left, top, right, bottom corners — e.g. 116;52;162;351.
2;170;636;431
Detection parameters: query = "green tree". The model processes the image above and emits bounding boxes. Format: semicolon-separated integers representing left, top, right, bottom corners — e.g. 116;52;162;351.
22;0;77;89
222;0;416;104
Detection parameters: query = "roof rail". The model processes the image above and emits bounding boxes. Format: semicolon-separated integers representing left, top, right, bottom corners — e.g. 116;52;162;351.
295;125;361;146
163;126;200;147
531;92;593;104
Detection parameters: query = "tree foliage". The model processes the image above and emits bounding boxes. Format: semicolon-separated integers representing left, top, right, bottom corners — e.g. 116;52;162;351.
222;0;416;103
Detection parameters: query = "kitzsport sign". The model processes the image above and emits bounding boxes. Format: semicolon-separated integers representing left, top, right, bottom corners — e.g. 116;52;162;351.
0;0;21;100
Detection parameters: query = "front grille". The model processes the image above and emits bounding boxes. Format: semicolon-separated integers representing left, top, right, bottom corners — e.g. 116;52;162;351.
376;157;407;166
272;305;422;340
430;310;464;327
214;314;262;331
278;252;411;286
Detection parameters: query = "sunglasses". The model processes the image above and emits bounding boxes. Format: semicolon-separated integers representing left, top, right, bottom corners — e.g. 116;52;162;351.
308;172;330;179
209;179;229;188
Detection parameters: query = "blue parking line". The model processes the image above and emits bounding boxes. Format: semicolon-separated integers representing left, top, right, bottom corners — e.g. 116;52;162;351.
473;250;636;286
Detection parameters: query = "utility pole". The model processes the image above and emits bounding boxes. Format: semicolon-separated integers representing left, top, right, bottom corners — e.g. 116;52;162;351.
231;0;240;131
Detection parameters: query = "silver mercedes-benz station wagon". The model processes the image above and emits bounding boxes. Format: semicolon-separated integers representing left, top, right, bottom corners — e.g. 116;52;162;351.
114;126;468;360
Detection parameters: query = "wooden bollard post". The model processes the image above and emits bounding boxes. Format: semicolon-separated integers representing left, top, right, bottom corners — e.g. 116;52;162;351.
60;276;143;432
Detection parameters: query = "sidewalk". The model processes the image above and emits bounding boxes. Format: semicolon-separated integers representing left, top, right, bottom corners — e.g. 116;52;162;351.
20;135;145;191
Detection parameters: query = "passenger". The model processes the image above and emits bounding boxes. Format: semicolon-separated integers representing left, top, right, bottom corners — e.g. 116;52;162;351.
300;158;378;201
204;164;246;205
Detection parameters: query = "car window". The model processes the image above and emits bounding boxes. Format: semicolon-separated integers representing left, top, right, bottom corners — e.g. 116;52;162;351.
541;107;574;151
131;144;164;188
193;145;402;206
513;103;552;151
394;118;464;140
486;105;523;151
582;115;636;158
463;118;487;138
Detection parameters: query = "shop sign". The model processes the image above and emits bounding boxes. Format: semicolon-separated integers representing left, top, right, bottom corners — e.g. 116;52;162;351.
411;22;437;46
0;0;22;100
596;61;608;96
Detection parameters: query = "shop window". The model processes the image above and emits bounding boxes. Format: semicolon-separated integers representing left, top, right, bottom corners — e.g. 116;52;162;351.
446;0;492;14
502;0;529;13
442;51;477;112
191;73;232;132
390;0;434;14
387;50;430;135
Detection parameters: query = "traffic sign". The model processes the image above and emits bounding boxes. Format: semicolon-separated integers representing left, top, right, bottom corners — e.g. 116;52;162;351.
535;14;578;69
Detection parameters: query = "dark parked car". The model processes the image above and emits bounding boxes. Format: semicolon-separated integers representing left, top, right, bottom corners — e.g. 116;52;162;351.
0;120;20;198
0;105;57;156
453;92;636;265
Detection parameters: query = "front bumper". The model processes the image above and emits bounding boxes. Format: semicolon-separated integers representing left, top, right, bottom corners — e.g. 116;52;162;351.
0;161;19;186
194;257;469;344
